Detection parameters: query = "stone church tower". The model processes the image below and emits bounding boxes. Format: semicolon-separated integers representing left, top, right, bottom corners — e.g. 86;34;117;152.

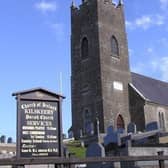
71;0;131;139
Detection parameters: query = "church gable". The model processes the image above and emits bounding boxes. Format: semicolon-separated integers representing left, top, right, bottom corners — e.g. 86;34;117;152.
130;72;168;132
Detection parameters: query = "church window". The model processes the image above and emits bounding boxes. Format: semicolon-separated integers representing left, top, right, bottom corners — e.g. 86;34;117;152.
111;36;119;57
158;112;165;131
117;114;125;129
81;37;89;60
83;109;94;135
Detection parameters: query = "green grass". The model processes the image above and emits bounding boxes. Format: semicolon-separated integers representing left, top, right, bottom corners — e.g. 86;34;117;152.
66;140;86;158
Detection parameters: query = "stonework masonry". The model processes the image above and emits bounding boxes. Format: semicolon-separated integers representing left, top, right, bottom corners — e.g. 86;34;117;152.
71;0;168;140
144;103;168;132
129;84;168;132
129;85;145;131
71;0;131;139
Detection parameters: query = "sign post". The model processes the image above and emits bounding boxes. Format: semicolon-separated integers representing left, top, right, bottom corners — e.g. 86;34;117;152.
13;88;65;166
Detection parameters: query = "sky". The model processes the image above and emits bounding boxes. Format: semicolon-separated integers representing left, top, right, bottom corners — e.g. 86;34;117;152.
0;0;168;141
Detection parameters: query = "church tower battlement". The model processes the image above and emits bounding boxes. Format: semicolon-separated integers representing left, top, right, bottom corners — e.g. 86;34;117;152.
71;0;131;139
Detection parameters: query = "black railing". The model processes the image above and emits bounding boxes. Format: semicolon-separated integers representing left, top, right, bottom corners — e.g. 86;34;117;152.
0;154;167;168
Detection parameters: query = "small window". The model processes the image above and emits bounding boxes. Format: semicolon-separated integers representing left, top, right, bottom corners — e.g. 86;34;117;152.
111;36;119;57
159;112;165;131
81;37;89;60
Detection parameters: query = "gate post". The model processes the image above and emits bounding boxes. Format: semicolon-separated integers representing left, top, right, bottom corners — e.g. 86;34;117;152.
158;151;165;168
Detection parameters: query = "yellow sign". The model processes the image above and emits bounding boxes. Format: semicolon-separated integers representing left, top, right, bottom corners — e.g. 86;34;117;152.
159;136;168;144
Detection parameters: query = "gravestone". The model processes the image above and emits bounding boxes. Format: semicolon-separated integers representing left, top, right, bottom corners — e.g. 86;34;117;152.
7;137;13;143
107;126;114;135
104;127;126;146
86;142;105;168
0;135;6;143
117;128;125;134
104;126;117;145
127;123;137;134
86;142;105;157
63;146;69;158
146;121;159;132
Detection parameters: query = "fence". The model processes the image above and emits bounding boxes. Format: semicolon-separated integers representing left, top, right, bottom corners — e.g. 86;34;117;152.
0;153;167;168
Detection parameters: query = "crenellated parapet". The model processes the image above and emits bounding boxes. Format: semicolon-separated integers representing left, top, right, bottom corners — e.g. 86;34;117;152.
71;0;124;11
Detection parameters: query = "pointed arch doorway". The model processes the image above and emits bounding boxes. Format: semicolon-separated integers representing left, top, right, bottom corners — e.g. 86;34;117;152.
116;114;125;129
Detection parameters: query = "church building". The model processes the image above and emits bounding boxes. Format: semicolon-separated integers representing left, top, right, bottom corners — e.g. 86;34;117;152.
70;0;168;139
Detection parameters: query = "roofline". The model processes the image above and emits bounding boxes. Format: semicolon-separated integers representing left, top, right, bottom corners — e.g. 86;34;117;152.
130;83;168;107
131;72;168;86
12;87;65;99
129;83;148;101
145;99;168;107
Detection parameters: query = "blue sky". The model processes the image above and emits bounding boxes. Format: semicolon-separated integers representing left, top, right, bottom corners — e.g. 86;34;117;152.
0;0;168;141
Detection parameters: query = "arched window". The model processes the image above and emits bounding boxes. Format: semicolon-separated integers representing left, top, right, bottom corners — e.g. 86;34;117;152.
159;112;165;131
111;36;119;57
117;114;125;129
81;37;89;60
83;109;94;135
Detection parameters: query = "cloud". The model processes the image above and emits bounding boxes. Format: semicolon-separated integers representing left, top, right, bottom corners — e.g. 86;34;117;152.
126;15;165;30
35;1;57;13
125;21;134;30
160;0;168;10
135;16;152;29
132;56;168;82
151;57;168;81
147;47;153;53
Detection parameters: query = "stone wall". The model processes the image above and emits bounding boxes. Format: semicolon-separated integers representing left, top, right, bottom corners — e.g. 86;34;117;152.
118;147;168;168
97;0;131;132
128;85;145;131
71;0;131;139
71;0;104;139
144;102;168;132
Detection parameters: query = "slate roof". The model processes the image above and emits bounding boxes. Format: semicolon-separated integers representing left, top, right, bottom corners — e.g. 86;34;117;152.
131;72;168;106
